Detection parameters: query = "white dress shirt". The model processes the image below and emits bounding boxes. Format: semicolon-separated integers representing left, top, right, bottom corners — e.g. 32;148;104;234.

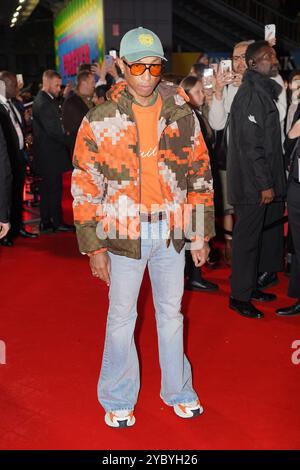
0;94;24;150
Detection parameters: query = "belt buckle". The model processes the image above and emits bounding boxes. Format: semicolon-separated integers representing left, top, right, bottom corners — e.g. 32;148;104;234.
150;212;159;223
140;212;165;223
152;212;165;223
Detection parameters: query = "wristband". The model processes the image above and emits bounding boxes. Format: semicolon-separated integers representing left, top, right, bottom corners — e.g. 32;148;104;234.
87;248;108;257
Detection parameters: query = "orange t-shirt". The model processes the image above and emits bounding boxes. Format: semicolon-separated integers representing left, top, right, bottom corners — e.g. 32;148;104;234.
132;94;164;212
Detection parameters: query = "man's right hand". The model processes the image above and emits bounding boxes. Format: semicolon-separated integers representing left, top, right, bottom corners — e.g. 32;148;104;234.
260;188;275;205
89;252;111;286
266;34;276;48
91;62;107;82
214;71;226;99
0;222;10;239
214;70;234;99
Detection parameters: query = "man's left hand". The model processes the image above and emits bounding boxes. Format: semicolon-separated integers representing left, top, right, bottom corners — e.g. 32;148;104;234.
191;242;210;267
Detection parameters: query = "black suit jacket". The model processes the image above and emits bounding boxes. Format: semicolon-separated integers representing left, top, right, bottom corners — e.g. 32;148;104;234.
62;93;90;155
0;102;24;176
32;91;72;176
0;123;12;222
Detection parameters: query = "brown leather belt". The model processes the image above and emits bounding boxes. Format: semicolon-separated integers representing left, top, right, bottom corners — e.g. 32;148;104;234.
140;212;167;223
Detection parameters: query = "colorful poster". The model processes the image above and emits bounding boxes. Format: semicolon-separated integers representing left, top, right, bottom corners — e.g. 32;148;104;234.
54;0;104;84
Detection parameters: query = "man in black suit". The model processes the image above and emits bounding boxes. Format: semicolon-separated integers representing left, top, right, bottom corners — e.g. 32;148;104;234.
33;70;74;232
227;41;286;319
62;70;95;156
0;71;38;246
0;123;12;239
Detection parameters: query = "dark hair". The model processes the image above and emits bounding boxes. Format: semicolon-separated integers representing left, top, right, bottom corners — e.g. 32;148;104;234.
0;70;16;81
180;75;213;140
179;75;199;95
245;40;269;67
288;69;300;83
94;84;109;99
161;73;183;85
196;52;208;63
286;69;300;105
190;63;206;79
77;63;92;74
77;70;93;85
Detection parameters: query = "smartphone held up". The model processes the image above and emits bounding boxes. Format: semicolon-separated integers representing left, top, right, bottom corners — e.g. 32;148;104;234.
202;68;214;89
220;59;232;74
104;55;114;67
16;73;24;90
109;50;117;59
265;24;276;41
103;50;118;67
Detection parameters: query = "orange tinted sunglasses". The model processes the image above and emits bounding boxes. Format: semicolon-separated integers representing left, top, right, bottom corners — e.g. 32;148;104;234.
123;60;163;77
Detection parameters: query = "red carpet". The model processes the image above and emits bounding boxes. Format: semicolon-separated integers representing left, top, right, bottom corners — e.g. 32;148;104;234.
0;173;300;450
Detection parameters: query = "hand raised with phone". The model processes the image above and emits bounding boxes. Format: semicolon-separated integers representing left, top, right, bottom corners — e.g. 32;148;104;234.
202;68;214;90
266;34;276;47
91;61;103;79
214;67;234;98
92;56;119;81
265;24;276;47
91;59;111;81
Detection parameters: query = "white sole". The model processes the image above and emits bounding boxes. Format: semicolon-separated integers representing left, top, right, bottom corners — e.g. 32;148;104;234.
174;405;204;418
104;412;136;428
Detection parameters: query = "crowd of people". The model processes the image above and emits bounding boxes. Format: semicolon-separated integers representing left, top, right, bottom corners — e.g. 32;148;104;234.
0;57;124;243
1;26;300;427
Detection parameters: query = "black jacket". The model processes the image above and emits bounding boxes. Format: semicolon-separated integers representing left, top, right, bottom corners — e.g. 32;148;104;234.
0;103;24;176
227;70;286;204
0;123;12;222
62;93;90;155
284;102;300;184
32;91;72;176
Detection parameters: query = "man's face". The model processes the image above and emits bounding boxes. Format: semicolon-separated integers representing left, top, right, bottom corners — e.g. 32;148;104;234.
289;75;300;90
289;75;300;104
252;45;279;77
4;75;18;99
118;56;162;103
48;77;62;97
232;45;248;75
85;74;95;96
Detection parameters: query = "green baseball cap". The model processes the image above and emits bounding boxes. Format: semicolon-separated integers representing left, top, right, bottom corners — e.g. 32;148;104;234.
119;26;167;62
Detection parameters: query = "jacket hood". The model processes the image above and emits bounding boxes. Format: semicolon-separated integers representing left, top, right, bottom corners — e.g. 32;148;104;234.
243;69;282;101
106;80;192;123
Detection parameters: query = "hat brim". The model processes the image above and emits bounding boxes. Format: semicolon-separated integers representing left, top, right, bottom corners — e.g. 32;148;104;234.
123;51;167;62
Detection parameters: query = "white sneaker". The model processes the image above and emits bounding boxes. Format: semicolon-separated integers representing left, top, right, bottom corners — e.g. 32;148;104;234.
173;399;204;418
104;409;135;428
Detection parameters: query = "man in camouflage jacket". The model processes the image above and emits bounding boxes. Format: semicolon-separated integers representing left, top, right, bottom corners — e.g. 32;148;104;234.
72;27;214;428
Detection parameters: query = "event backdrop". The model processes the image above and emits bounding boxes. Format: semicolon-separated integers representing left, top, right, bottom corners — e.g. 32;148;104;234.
54;0;104;84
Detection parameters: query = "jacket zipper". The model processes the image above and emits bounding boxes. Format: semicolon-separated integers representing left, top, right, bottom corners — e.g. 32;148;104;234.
133;117;142;260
